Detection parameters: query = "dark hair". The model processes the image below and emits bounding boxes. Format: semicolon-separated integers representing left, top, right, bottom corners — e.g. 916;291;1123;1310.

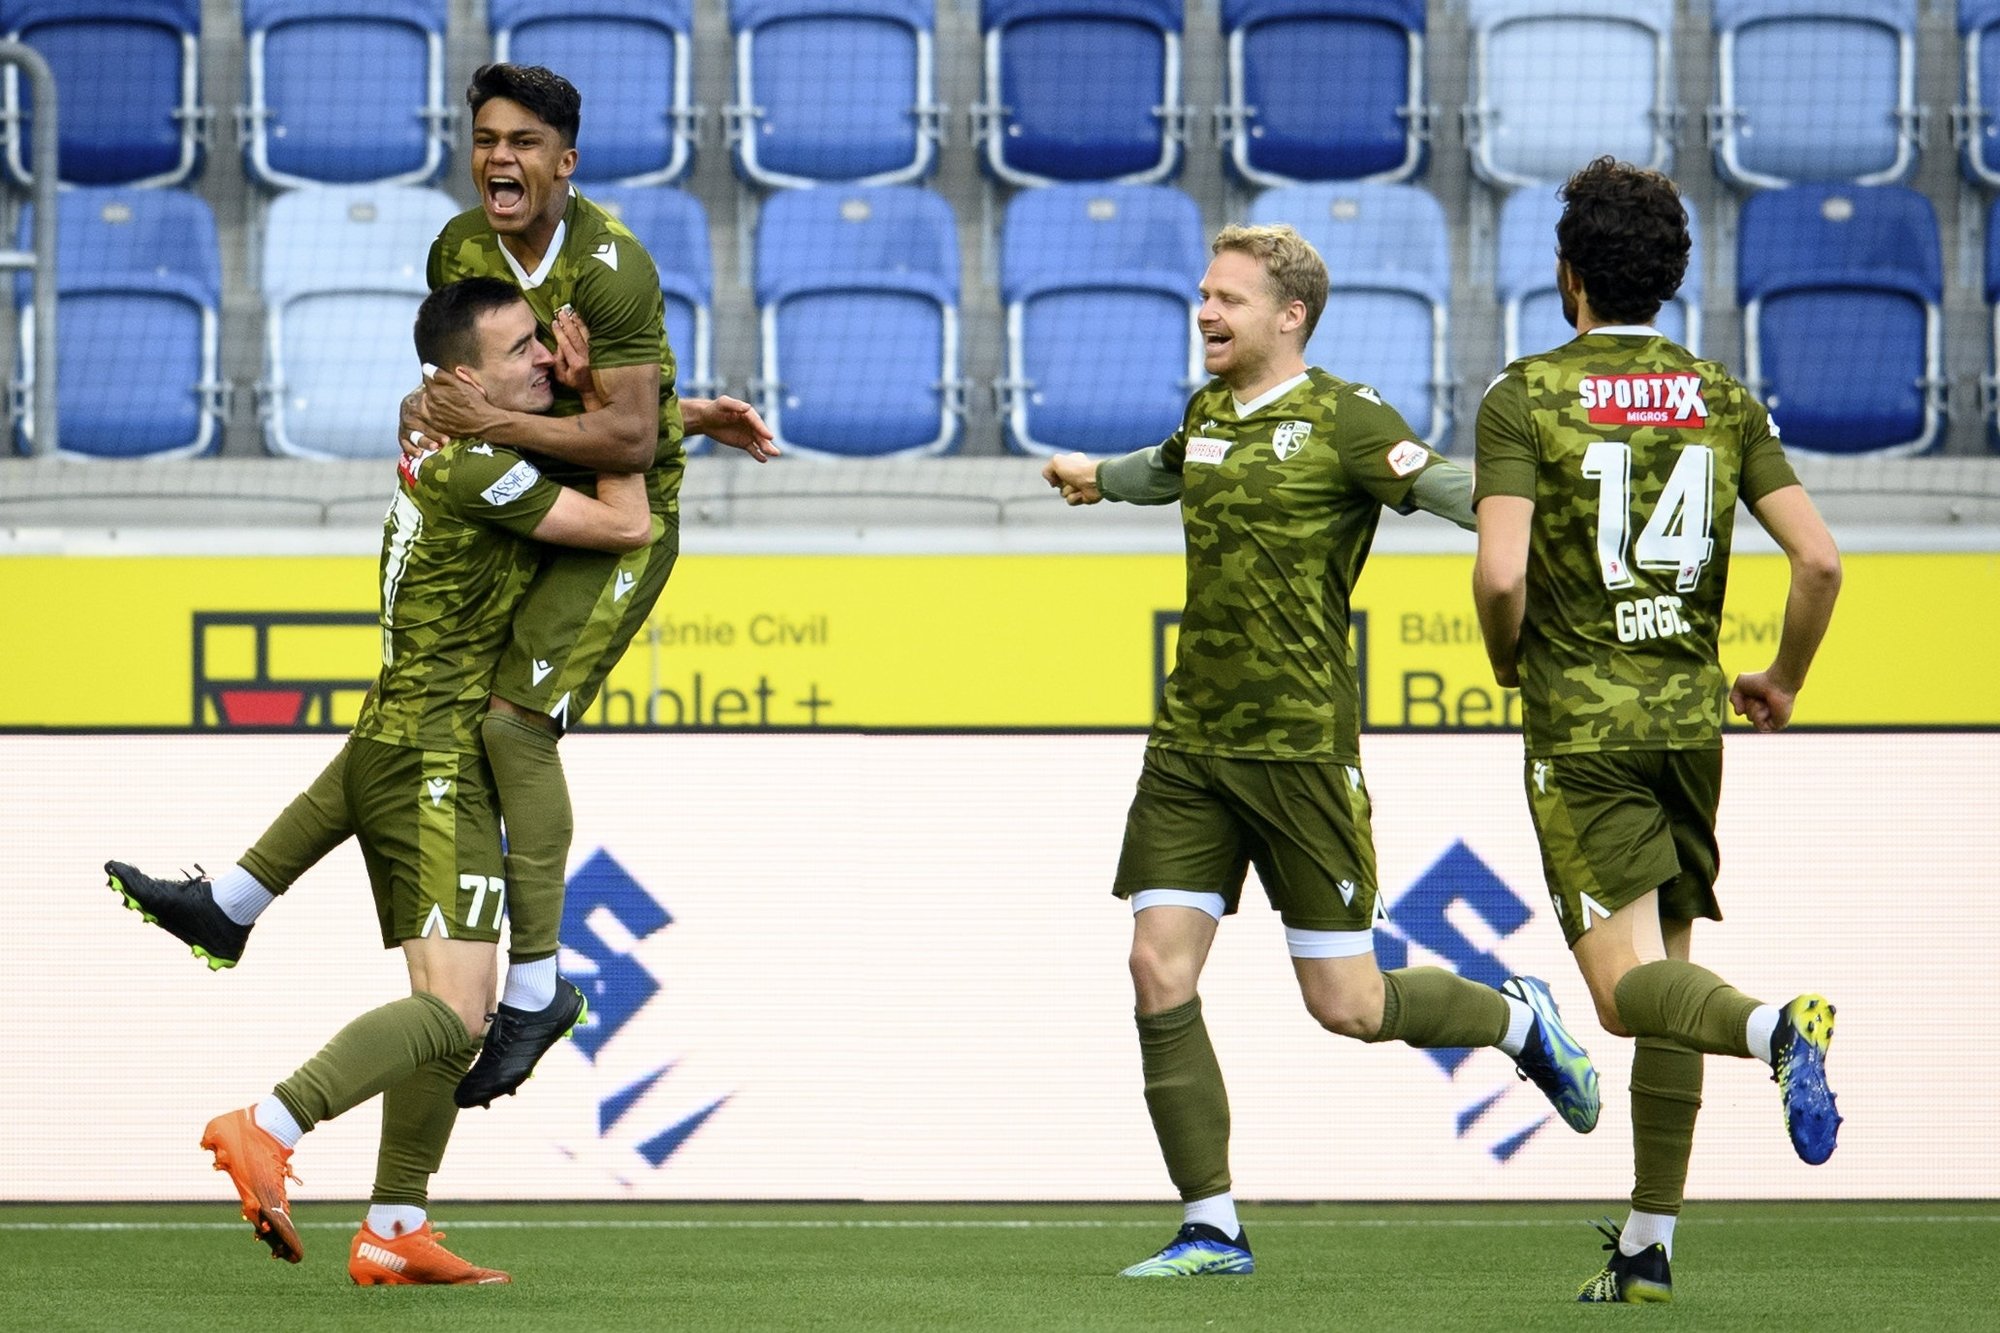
1555;157;1690;326
466;63;581;146
414;277;525;372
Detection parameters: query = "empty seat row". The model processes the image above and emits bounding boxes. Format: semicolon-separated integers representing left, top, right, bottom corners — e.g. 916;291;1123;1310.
0;1;1959;194
16;178;1954;462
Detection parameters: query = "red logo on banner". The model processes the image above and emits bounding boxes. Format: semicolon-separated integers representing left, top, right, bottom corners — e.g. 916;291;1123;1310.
1579;373;1708;428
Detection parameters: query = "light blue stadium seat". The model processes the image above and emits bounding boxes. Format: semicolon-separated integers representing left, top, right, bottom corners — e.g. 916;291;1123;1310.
1739;185;1941;455
1220;0;1428;187
1712;0;1919;190
1958;1;2000;187
754;186;961;457
241;0;448;189
977;0;1184;187
1496;188;1702;363
1465;0;1675;188
999;184;1205;456
260;184;460;458
493;0;696;186
14;187;221;457
729;0;941;188
1250;183;1452;447
589;186;716;438
1;0;204;187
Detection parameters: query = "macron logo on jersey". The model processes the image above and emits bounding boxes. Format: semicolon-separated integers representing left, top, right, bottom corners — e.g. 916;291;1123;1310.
1579;373;1708;428
592;241;619;271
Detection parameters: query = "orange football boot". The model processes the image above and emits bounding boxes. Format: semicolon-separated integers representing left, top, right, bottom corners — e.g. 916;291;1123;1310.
348;1221;512;1285
200;1107;303;1263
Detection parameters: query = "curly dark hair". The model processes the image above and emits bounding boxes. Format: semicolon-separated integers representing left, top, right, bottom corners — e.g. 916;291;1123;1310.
1554;157;1690;326
467;63;581;146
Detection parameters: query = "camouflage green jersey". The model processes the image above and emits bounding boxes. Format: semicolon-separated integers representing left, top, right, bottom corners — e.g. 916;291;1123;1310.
1474;330;1799;757
350;441;563;755
428;188;685;513
1155;367;1447;762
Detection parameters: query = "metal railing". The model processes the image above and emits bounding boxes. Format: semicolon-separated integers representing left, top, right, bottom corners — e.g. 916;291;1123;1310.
0;41;55;455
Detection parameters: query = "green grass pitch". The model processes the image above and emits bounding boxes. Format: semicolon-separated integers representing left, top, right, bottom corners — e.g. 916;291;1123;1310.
2;1200;1991;1331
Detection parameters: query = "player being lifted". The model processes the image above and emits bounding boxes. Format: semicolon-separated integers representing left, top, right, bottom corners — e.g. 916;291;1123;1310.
106;64;774;1109
202;277;651;1282
1043;224;1602;1279
1470;157;1845;1304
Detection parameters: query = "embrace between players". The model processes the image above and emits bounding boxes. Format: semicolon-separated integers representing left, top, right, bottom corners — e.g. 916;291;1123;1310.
107;63;1843;1303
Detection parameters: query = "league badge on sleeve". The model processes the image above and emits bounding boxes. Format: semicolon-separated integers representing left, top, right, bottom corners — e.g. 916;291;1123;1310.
1386;440;1430;477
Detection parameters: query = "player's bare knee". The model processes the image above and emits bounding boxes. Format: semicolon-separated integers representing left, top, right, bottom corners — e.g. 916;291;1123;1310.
1304;991;1377;1040
1128;943;1196;1011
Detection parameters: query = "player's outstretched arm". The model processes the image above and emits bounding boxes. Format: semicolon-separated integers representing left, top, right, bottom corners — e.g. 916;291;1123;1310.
1042;452;1104;505
1731;484;1842;733
423;360;660;472
1047;446;1182;506
529;472;653;554
1408;459;1476;531
684;395;779;462
1472;494;1534;688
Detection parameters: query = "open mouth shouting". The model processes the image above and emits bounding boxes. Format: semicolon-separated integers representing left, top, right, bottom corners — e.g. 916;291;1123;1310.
484;173;527;224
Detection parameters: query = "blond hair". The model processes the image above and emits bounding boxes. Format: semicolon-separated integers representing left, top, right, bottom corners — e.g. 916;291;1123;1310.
1211;223;1329;342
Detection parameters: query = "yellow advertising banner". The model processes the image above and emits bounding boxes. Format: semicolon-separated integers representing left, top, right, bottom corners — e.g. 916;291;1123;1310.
1;551;1993;729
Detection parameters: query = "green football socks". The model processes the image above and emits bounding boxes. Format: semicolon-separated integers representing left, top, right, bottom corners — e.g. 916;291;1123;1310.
1136;998;1232;1203
371;1039;480;1207
480;710;573;965
1614;960;1761;1058
273;992;470;1131
1629;1038;1703;1217
238;741;353;895
1370;966;1511;1048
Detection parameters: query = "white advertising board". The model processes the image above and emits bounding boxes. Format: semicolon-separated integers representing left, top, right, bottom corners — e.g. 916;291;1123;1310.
6;732;1994;1201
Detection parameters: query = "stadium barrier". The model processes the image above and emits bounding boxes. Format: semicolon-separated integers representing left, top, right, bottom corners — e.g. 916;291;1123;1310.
3;551;1998;729
12;730;1994;1202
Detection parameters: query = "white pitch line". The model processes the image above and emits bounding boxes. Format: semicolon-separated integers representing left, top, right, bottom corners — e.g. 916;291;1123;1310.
1;1215;1996;1234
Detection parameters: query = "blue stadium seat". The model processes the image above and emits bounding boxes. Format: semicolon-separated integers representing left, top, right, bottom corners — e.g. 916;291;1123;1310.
589;186;716;418
1220;0;1428;187
1465;0;1675;188
1739;185;1941;456
260;184;460;459
977;0;1184;187
1712;0;1919;190
241;0;449;189
493;0;697;186
1250;183;1452;446
754;186;961;457
729;0;942;188
999;184;1205;456
1958;0;2000;187
14;187;221;457
1496;187;1703;363
1;0;204;187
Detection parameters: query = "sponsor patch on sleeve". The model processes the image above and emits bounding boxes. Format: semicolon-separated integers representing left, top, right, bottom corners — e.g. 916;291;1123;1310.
481;459;542;506
1386;440;1430;477
1185;436;1230;465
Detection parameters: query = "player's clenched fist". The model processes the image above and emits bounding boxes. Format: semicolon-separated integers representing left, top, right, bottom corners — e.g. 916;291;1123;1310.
1041;452;1102;506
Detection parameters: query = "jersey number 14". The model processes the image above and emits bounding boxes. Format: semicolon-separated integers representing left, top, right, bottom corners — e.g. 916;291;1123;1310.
1579;441;1716;592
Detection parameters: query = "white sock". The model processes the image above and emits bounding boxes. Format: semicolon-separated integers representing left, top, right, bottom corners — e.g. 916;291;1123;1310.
1620;1209;1677;1259
365;1204;427;1238
1183;1193;1241;1240
1745;1004;1781;1067
212;865;276;927
1497;995;1535;1058
252;1095;304;1149
501;956;559;1011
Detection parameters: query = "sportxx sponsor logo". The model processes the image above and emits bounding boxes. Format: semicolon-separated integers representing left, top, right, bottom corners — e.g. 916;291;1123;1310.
1579;373;1707;428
